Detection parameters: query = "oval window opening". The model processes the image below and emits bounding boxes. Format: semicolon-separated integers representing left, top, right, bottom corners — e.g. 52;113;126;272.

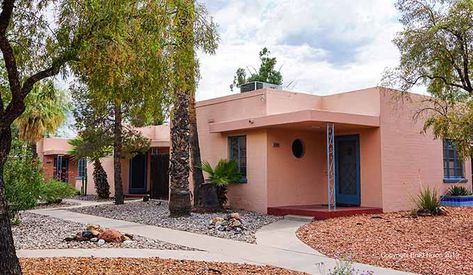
292;139;304;158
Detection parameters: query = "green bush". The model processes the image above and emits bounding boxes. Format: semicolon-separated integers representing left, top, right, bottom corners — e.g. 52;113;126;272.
201;159;242;208
4;138;44;218
445;186;472;196
413;186;443;216
39;180;78;204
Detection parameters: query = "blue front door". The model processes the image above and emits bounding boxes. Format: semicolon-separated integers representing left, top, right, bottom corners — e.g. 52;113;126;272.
335;135;361;206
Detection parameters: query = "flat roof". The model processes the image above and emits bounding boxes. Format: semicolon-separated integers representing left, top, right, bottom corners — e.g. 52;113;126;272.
208;109;380;133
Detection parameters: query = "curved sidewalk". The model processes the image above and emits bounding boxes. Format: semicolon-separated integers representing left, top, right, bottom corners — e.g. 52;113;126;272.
28;205;413;275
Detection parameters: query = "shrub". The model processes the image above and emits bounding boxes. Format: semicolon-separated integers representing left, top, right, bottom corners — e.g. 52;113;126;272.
39;180;78;204
445;186;472;196
413;186;443;216
321;255;373;275
201;159;242;208
4;137;44;218
93;160;110;199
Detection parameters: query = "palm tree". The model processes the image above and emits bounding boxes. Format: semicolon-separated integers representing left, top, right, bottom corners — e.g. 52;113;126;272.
189;94;206;208
15;81;68;157
68;134;112;199
168;0;195;217
201;160;242;208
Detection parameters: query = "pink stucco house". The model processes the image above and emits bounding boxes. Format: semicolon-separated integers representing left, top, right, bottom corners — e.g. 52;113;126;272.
38;125;171;199
38;86;471;216
196;86;471;214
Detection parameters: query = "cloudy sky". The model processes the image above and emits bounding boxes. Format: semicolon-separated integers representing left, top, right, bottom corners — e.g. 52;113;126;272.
196;0;403;100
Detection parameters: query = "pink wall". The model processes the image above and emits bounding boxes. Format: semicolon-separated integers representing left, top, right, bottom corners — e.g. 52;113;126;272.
265;90;322;114
322;87;381;116
226;130;268;213
266;129;326;207
197;95;269;212
379;91;472;212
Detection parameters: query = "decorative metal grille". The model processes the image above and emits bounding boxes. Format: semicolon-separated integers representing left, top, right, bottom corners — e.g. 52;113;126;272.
326;123;336;210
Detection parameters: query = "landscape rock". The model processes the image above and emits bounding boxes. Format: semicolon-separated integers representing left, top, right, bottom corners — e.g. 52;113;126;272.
99;228;125;243
13;213;193;250
97;239;105;246
70;200;282;243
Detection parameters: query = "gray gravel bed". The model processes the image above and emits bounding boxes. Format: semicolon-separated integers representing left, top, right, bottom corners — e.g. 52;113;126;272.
70;200;282;243
12;212;193;250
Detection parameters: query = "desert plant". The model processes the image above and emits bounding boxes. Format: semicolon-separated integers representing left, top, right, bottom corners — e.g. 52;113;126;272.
201;160;242;208
318;255;373;275
39;180;78;204
93;160;111;199
69;136;113;199
413;186;443;216
4;134;44;218
445;186;472;196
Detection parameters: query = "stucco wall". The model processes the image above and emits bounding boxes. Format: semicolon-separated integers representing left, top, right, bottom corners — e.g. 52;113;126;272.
266;129;326;207
379;91;472;212
197;96;269;213
322;87;381;116
265;90;322;114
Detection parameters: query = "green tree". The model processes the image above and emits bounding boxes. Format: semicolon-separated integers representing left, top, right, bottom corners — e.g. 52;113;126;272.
230;47;283;91
70;1;171;205
70;85;151;201
383;0;473;156
15;80;68;158
0;1;113;272
4;128;44;218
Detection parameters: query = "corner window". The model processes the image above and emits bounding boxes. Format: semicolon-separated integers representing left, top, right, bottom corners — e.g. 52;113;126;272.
443;140;465;182
229;136;247;182
292;139;305;158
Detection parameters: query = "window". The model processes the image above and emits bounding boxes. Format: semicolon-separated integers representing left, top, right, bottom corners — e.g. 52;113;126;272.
229;136;247;182
443;140;465;182
78;158;87;179
53;155;69;182
292;139;305;158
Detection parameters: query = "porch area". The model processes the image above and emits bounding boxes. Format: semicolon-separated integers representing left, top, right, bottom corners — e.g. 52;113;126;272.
209;108;383;217
267;205;383;220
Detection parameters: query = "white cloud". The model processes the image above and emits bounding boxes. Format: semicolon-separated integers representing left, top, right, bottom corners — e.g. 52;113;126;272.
197;0;406;100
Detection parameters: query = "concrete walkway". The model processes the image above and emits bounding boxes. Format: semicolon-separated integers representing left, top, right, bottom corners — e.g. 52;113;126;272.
27;205;413;275
255;218;323;255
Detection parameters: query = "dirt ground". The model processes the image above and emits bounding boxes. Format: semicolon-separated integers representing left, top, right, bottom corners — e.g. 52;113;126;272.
297;207;473;275
20;257;306;275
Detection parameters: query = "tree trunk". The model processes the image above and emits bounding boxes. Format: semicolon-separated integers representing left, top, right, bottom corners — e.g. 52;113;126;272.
168;0;195;217
189;95;205;208
0;127;22;275
169;91;192;216
113;103;124;205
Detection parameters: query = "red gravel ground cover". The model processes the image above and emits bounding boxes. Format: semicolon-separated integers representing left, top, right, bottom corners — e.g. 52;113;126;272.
297;207;473;275
20;257;305;275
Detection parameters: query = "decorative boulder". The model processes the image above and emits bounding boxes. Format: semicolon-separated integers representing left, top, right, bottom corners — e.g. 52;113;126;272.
99;229;125;243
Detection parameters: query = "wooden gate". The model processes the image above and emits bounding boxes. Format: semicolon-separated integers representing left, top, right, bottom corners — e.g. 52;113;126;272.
150;153;169;200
